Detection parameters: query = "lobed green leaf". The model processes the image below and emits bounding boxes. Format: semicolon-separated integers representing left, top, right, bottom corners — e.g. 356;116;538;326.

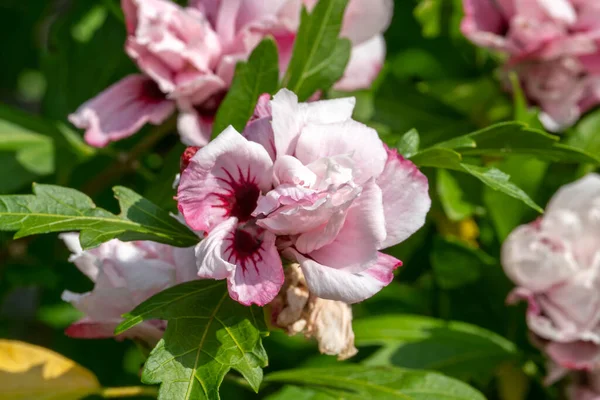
0;184;197;249
116;280;268;400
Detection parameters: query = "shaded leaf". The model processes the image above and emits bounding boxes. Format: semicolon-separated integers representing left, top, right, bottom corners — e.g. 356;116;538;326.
282;0;351;101
212;38;279;137
483;156;548;241
265;365;486;400
116;280;268;400
0;339;100;400
410;147;463;170
461;163;543;213
437;122;599;163
431;236;495;289
436;169;476;221
397;129;421;158
0;184;197;249
354;315;518;383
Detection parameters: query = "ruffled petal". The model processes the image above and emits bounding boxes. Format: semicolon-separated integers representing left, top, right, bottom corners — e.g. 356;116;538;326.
295;120;387;184
376;146;430;248
306;179;386;272
177;126;274;232
286;249;401;303
270;89;355;157
69;75;175;147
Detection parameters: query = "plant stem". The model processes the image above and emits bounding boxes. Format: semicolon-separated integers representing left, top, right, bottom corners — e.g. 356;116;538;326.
100;386;158;398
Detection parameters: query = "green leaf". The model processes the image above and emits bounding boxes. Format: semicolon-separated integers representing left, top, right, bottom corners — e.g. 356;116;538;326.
266;386;333;400
212;38;279;137
409;147;463;170
437;122;599;163
115;280;268;400
397;129;421;158
436;169;476;221
265;366;486;400
568;108;600;158
461;163;543;213
431;236;495;289
0;184;197;249
483;156;548;241
282;0;351;101
353;315;518;383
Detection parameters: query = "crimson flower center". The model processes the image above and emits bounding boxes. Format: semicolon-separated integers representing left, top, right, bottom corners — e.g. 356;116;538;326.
141;80;167;103
215;167;261;222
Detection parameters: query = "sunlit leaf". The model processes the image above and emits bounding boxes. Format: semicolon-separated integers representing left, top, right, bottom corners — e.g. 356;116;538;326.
0;184;197;249
116;280;268;400
265;365;486;400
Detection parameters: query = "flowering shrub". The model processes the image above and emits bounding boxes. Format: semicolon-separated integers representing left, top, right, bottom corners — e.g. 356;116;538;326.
3;1;600;399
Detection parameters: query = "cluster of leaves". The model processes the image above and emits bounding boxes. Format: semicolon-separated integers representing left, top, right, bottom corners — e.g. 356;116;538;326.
3;0;600;400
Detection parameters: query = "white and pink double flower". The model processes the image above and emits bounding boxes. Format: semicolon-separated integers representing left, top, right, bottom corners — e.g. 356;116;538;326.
177;89;431;306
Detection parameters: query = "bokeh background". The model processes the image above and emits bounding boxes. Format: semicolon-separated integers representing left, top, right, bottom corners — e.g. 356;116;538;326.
2;0;597;398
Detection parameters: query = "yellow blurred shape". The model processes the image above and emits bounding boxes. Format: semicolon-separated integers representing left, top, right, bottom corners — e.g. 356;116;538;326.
0;339;100;400
436;212;480;247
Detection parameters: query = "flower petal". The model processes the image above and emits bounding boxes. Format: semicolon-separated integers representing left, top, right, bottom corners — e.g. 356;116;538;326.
69;75;175;147
286;249;401;303
196;218;239;280
334;35;385;91
306;179;386;272
270;89;355;157
295;120;387;184
377;146;430;248
227;230;284;306
177;126;274;232
341;0;392;45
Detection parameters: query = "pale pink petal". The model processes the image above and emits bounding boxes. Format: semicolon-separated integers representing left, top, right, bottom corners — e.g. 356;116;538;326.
115;259;176;304
59;233;99;281
501;223;579;292
256;183;359;244
376;146;431;248
69;75;175;147
270;89;355;157
461;0;509;50
285;249;401;303
295;120;387;184
123;0;223;95
177;126;273;232
537;0;577;24
173;247;200;284
196;217;239;280
546;341;600;370
177;108;213;147
546;173;600;217
65;317;164;345
306;179;386;272
340;0;393;45
273;155;317;186
244;117;276;161
334;35;385;91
